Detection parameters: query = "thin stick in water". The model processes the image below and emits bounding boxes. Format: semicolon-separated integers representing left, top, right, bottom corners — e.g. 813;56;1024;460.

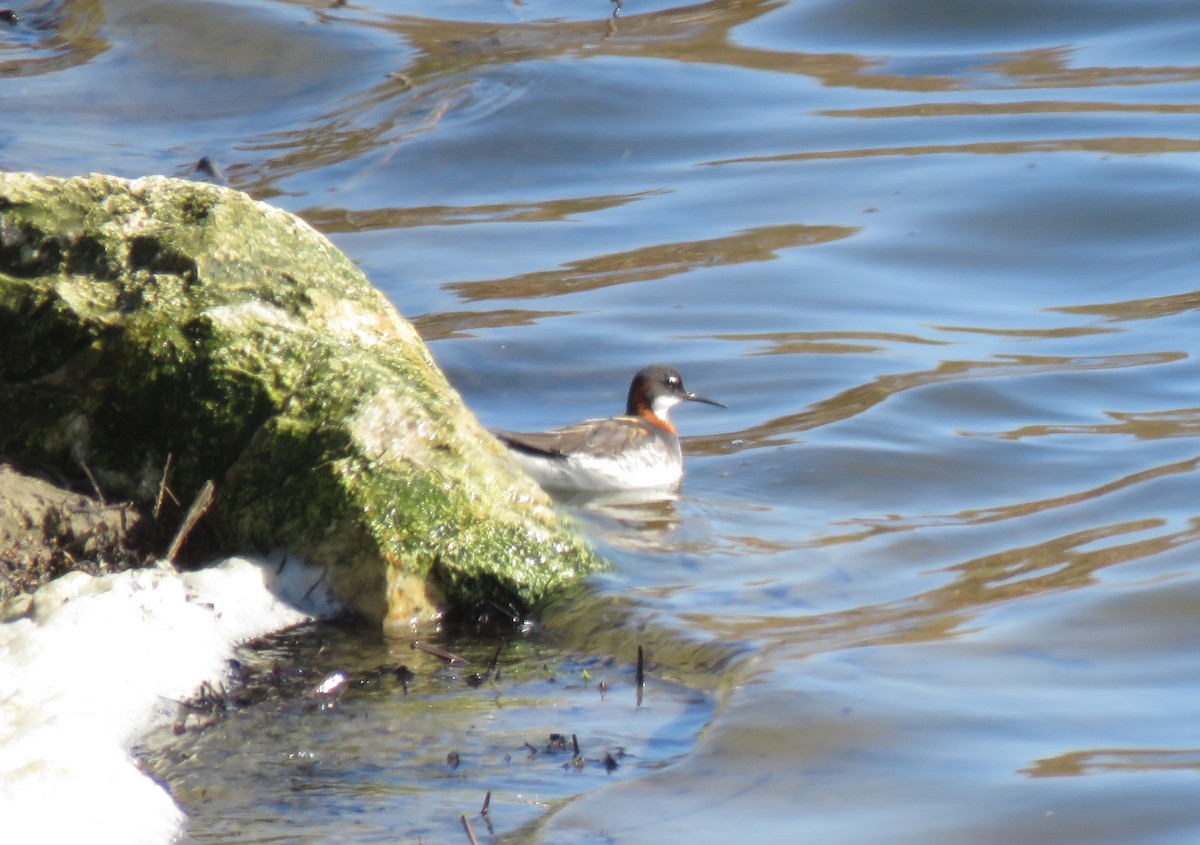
460;814;481;845
165;479;214;564
79;459;106;506
485;644;502;677
411;641;469;665
635;645;645;707
302;565;329;601
153;452;174;519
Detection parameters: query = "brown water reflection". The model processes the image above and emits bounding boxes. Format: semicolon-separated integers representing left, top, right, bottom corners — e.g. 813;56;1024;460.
0;0;107;78
821;101;1200;119
410;307;575;341
711;136;1200;167
1001;407;1200;441
446;223;856;301
304;190;666;232
1024;748;1200;778
931;323;1120;340
708;349;1186;451
990;46;1200;89
1056;288;1200;321
708;329;949;356
825;456;1200;544
682;512;1200;651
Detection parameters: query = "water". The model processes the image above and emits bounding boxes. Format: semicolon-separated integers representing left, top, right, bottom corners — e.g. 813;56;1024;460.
5;0;1200;842
143;624;720;843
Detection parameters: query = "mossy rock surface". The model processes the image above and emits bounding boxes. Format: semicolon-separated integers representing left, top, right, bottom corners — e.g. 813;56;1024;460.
0;172;601;626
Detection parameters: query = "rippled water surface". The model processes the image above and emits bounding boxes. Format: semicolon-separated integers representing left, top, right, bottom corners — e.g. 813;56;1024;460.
6;0;1200;842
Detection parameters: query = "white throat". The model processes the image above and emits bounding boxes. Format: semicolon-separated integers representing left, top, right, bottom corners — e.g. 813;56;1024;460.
650;393;684;418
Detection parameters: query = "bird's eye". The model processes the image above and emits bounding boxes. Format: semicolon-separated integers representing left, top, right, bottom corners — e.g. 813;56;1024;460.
667;376;680;386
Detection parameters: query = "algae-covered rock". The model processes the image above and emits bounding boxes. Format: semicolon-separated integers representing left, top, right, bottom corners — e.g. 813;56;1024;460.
0;172;601;626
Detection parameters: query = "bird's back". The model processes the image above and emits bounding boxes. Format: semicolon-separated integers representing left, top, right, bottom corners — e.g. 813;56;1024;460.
492;416;684;492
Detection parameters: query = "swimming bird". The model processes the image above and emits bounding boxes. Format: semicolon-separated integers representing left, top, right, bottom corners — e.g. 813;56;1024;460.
492;364;726;493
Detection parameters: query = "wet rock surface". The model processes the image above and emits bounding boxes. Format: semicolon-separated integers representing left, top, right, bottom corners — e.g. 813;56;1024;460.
0;172;601;624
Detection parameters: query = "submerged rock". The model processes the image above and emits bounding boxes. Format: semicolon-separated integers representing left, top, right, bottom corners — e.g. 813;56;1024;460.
0;172;601;626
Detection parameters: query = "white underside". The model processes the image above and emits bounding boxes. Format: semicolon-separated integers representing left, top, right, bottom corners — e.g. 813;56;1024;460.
512;446;683;493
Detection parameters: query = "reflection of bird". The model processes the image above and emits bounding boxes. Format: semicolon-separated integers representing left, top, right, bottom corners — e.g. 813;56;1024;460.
492;364;726;493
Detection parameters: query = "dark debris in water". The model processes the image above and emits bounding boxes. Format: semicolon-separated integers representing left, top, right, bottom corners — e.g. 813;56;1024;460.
169;626;658;751
412;639;469;665
138;622;703;845
166;616;574;733
168;620;418;732
169;627;653;790
191;156;226;185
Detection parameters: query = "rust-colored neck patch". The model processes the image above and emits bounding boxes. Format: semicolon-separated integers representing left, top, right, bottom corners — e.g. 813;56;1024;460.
631;399;676;435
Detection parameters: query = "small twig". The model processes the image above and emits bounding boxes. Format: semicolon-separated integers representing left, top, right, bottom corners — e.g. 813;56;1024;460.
165;479;214;564
484;644;502;678
635;645;645;708
153;453;174;519
480;790;491;817
302;565;329;601
460;814;480;845
486;599;525;627
569;733;586;770
79;459;106;506
412;641;469;665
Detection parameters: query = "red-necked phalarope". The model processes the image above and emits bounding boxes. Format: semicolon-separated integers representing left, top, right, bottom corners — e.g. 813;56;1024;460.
492;364;726;493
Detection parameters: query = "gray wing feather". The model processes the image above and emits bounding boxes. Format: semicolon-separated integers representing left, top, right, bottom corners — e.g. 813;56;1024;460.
492;417;652;460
